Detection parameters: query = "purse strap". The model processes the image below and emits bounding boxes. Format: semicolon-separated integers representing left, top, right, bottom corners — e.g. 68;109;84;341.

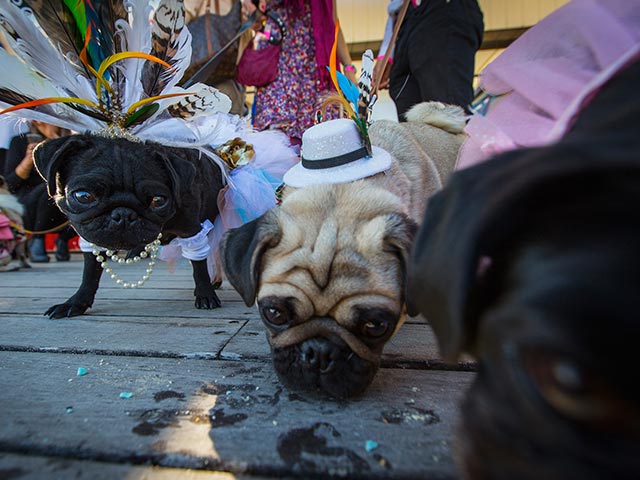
204;0;225;55
265;10;286;46
371;0;411;97
204;0;213;56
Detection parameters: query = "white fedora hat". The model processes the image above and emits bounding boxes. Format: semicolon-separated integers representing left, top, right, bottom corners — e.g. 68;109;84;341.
283;118;392;188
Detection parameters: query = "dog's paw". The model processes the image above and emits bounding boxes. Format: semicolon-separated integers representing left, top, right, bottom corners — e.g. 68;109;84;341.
195;295;222;309
194;288;222;309
44;302;89;319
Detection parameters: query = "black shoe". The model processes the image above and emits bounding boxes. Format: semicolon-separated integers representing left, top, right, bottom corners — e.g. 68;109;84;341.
55;237;71;261
28;237;50;263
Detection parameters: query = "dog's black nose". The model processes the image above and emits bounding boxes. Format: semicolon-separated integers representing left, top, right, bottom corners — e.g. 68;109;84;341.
300;338;339;374
110;207;138;226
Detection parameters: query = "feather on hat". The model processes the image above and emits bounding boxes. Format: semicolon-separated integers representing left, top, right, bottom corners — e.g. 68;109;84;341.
0;0;234;147
283;23;392;188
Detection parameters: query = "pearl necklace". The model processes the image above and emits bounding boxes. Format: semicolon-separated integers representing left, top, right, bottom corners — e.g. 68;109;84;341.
90;233;162;289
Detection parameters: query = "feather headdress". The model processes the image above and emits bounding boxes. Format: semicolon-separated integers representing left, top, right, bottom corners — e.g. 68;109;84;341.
0;0;235;146
323;21;377;156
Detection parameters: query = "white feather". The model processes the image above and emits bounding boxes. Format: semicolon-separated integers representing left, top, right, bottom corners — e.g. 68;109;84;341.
161;20;192;94
0;50;102;132
166;83;232;119
121;0;155;107
136;111;243;148
150;0;192;95
0;3;97;103
358;49;375;107
0;49;59;98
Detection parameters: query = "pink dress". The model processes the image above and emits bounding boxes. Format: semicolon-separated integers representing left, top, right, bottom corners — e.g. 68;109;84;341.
252;0;338;140
457;0;640;170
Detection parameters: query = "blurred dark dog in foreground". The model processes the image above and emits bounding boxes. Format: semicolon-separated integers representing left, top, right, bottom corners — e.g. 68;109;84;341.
407;58;640;479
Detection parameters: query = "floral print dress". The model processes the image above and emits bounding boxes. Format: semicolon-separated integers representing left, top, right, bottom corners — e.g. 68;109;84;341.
252;0;338;141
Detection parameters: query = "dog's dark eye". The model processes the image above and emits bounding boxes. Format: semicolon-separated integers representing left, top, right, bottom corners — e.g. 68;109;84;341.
72;190;97;204
522;349;636;432
150;195;167;208
356;308;397;342
261;306;289;326
361;319;390;338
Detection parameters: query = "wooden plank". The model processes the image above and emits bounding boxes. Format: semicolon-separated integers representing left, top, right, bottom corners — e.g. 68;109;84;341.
0;313;246;359
0;297;254;320
0;453;247;480
0;351;473;478
1;277;242;302
0;255;219;289
0;312;475;368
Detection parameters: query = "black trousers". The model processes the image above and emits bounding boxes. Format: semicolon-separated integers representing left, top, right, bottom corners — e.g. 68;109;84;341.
389;0;484;120
20;183;75;240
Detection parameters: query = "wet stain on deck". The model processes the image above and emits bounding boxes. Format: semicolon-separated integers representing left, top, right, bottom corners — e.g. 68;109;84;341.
277;422;370;474
153;390;185;402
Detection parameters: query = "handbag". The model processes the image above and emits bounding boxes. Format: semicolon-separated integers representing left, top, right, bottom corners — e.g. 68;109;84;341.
184;0;242;86
236;10;287;87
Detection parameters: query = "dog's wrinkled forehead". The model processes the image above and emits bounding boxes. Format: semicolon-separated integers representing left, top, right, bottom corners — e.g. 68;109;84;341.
64;138;166;181
258;182;409;317
36;135;180;205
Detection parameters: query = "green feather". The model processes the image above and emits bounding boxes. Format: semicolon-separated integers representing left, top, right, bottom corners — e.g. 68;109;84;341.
125;104;160;128
63;0;87;40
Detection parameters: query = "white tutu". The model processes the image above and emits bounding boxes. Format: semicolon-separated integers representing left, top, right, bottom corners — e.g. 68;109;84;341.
159;128;299;281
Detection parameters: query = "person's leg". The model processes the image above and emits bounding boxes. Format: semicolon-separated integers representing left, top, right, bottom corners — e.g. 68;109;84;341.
29;184;71;262
27;234;49;262
408;0;484;110
390;72;423;121
20;186;49;262
55;225;76;261
389;9;424;121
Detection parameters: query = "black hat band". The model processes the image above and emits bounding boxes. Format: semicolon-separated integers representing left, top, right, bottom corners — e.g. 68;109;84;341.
301;147;369;170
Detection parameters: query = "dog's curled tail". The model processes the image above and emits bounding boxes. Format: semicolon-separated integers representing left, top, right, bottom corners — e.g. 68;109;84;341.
404;102;467;134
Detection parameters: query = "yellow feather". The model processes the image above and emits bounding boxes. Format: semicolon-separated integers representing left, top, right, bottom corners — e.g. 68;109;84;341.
96;52;172;100
126;92;195;114
329;21;355;118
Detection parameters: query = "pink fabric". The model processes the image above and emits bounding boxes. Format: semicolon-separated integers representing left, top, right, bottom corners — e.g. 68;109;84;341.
0;214;13;240
253;1;340;139
310;0;335;89
457;0;640;170
284;0;334;89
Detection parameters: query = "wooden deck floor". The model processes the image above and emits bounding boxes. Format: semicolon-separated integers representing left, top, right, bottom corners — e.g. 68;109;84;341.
0;253;476;479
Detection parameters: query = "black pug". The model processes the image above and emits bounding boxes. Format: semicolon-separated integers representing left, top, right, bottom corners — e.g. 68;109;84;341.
34;135;223;318
407;58;640;479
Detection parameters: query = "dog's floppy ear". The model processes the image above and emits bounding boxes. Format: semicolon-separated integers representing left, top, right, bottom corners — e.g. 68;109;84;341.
156;148;197;209
383;213;418;308
33;135;90;197
220;210;282;306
